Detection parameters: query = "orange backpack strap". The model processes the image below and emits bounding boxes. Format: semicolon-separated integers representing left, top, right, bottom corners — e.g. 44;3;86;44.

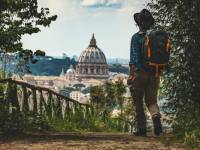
148;46;151;59
148;62;167;78
166;35;171;52
145;36;151;59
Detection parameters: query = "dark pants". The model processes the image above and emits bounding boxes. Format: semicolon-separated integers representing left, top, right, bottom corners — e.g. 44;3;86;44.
128;68;160;131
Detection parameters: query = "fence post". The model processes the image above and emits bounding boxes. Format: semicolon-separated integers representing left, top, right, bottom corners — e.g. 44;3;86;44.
0;86;4;104
6;81;19;113
39;90;45;114
55;96;62;119
22;85;29;112
86;105;90;118
47;92;53;119
11;83;20;112
32;88;37;113
6;81;12;112
65;100;71;120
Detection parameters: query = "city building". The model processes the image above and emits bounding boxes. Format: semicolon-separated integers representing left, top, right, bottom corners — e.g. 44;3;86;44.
76;34;109;80
69;91;90;104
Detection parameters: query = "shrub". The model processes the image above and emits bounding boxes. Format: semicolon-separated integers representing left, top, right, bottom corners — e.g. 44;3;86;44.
184;131;200;150
0;106;26;136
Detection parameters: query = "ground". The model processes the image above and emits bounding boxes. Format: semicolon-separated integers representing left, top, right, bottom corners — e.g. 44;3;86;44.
0;132;187;150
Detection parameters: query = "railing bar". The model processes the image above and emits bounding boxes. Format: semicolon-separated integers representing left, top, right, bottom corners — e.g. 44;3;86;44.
0;78;90;107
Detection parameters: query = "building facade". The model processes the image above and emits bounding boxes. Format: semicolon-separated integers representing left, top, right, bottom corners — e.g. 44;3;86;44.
76;34;109;80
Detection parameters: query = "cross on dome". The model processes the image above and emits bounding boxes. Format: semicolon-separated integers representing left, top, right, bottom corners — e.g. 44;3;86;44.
89;33;97;48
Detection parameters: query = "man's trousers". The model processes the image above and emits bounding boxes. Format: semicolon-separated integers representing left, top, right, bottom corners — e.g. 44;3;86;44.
128;67;161;131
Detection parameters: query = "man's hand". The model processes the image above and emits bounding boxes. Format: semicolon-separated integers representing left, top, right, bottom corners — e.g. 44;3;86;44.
127;64;146;86
127;74;136;85
127;64;137;85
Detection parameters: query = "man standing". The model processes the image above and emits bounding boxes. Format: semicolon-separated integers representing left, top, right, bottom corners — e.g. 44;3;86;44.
127;9;162;136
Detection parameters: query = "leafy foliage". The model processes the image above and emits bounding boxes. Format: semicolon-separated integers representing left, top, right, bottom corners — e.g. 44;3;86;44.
108;64;129;74
34;50;46;56
59;86;75;97
29;57;71;76
90;82;135;132
90;85;106;114
148;0;200;147
114;80;126;116
184;131;200;149
0;0;57;53
15;49;46;76
0;105;25;136
0;106;51;136
0;0;57;78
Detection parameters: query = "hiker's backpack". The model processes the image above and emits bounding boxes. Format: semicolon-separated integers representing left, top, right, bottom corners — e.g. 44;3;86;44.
142;31;171;77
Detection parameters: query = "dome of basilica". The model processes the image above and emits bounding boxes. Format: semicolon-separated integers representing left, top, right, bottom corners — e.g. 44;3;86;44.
78;36;107;64
76;34;109;80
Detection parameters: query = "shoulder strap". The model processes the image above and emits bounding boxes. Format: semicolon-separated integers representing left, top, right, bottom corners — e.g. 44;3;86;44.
166;34;171;52
144;35;151;60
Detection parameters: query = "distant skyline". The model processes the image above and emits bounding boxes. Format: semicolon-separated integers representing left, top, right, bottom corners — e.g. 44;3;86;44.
22;0;147;59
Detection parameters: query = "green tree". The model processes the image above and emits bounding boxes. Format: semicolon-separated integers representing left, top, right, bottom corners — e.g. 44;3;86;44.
104;81;116;109
0;0;57;77
90;85;106;114
34;50;46;57
123;97;136;132
15;49;46;76
59;86;75;97
73;84;86;91
82;86;91;94
114;80;126;117
148;0;200;143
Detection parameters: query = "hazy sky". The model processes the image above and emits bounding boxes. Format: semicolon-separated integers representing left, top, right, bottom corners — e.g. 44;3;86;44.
22;0;147;59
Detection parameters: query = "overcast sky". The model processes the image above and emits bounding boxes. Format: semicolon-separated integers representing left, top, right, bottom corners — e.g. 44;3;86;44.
22;0;147;59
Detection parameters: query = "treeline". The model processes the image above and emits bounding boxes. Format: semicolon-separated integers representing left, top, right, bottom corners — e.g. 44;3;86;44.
29;56;77;76
30;59;129;76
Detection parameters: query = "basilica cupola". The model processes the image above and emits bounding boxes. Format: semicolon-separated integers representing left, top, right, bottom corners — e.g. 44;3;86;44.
89;34;97;48
76;34;109;80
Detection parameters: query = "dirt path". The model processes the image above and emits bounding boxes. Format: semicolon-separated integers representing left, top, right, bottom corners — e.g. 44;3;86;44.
0;132;187;150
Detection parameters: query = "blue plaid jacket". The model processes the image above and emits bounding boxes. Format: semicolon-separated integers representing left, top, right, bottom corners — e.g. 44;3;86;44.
129;31;147;70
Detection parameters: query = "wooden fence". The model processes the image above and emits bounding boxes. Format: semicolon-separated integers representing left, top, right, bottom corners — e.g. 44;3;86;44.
0;78;92;120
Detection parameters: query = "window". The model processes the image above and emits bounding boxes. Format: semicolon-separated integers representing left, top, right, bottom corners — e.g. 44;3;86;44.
96;66;100;74
85;68;88;74
91;69;94;74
